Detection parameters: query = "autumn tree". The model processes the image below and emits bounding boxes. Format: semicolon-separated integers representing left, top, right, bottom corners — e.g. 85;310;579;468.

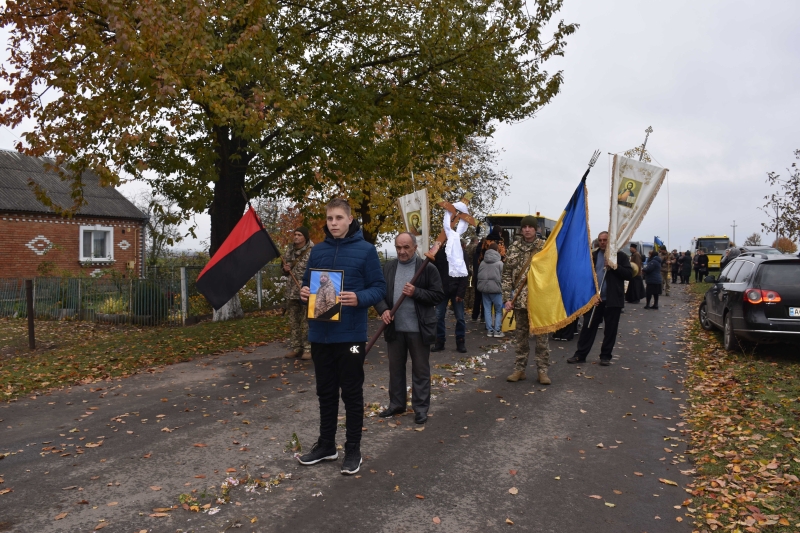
743;233;762;246
772;237;798;254
762;149;800;243
1;0;576;312
131;191;184;266
293;136;508;244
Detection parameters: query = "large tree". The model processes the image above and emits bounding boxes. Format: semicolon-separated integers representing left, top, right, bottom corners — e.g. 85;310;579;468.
1;0;576;309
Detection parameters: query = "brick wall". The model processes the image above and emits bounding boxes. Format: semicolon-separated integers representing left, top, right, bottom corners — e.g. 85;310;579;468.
0;213;145;278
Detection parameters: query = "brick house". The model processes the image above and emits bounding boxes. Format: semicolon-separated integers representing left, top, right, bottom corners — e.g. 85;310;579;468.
0;150;147;278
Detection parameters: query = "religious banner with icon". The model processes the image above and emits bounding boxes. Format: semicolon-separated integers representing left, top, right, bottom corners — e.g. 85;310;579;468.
607;155;668;269
397;189;430;258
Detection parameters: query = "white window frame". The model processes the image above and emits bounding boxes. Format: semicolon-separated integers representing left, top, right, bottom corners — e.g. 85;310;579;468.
79;225;114;262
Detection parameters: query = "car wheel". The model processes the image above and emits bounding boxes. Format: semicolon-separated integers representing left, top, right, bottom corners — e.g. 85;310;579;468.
699;301;714;331
723;312;739;352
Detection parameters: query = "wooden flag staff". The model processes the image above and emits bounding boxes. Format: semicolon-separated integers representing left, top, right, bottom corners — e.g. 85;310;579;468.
365;197;476;355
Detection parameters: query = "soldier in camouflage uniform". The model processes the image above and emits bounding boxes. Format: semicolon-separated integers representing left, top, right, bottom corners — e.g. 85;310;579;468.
283;227;313;359
501;216;552;384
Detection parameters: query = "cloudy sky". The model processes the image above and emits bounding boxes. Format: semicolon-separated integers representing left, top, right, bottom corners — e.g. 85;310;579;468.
1;0;798;253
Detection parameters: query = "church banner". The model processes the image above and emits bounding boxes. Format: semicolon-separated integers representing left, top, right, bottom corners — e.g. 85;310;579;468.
607;155;668;268
397;189;430;258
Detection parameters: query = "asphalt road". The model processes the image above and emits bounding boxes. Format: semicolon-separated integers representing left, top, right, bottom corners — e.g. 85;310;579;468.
0;286;697;532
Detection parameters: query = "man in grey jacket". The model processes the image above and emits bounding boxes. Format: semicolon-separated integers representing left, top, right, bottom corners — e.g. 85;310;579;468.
374;233;444;425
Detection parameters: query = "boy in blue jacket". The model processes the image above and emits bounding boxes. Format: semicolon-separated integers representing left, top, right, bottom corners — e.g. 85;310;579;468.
298;199;386;475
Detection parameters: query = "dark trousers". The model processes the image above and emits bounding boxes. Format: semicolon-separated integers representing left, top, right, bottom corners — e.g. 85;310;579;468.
671;270;678;283
472;287;484;320
646;283;661;307
311;342;366;445
573;302;622;361
436;295;466;340
387;332;431;415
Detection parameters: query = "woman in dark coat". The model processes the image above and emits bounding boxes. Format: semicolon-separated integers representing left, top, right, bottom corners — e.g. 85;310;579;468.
642;250;662;309
670;250;680;283
679;251;692;283
625;243;645;303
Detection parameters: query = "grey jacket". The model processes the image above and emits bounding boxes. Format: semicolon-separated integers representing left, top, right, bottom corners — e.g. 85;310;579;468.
374;256;445;346
477;249;503;294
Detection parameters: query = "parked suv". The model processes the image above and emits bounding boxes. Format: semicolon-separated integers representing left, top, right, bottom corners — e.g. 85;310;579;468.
698;253;800;351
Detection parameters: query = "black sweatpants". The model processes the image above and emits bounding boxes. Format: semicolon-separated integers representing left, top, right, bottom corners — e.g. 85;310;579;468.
572;302;622;362
311;341;366;445
387;332;431;415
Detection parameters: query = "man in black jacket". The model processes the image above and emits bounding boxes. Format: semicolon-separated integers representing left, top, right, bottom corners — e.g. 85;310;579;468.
431;241;469;353
567;231;633;366
374;233;444;424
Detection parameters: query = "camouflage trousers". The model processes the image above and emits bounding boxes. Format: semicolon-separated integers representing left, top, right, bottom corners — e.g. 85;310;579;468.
513;308;550;372
286;299;310;353
662;272;670;295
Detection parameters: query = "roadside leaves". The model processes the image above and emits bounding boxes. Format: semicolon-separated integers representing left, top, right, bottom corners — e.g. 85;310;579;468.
683;285;800;531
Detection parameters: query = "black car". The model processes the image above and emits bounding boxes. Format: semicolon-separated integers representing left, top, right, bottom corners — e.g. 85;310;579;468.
698;253;800;351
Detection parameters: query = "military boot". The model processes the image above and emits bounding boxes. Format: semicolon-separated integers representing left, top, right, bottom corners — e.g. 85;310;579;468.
506;370;526;382
538;369;551;385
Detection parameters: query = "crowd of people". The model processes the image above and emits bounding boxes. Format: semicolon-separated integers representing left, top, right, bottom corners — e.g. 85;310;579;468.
278;198;708;476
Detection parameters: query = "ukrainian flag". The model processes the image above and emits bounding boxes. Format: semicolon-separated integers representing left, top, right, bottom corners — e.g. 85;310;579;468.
526;177;598;334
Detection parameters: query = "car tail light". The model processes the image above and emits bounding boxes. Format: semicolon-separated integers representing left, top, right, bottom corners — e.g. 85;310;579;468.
744;289;782;304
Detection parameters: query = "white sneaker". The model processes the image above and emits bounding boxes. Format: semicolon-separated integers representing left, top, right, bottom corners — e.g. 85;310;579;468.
494;331;505;338
487;331;495;338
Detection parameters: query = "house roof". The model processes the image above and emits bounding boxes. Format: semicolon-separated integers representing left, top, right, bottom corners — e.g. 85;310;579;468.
0;150;147;221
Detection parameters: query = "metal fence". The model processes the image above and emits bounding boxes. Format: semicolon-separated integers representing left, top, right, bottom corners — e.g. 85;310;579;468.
0;263;286;326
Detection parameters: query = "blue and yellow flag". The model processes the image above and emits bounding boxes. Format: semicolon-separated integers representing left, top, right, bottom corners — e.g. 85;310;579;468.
526;178;598;334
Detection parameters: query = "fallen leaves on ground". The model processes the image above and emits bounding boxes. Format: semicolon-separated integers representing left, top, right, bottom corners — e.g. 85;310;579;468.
508;487;518;495
0;311;288;399
683;284;800;532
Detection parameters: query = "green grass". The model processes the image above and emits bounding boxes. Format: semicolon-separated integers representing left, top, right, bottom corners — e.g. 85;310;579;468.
683;284;800;531
0;311;288;401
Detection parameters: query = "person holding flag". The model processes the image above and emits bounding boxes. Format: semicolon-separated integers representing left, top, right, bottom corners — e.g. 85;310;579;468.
502;216;551;384
296;199;386;476
567;231;633;365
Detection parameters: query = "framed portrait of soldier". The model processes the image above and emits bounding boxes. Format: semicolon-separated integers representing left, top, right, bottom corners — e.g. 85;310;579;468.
306;269;344;321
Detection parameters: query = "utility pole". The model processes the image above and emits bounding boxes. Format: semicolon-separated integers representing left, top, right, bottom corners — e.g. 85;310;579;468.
639;126;653;162
731;220;737;246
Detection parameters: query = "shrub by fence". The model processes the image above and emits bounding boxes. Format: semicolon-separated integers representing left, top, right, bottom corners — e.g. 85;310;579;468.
0;264;286;326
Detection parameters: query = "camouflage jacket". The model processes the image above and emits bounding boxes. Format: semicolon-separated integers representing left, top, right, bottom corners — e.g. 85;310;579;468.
283;241;314;300
501;236;544;309
658;249;670;273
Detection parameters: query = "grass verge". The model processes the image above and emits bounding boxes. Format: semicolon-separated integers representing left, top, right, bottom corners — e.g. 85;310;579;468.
683;283;800;532
0;311;288;401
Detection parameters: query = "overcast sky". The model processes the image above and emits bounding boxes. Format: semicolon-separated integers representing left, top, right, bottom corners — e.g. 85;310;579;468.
2;0;798;253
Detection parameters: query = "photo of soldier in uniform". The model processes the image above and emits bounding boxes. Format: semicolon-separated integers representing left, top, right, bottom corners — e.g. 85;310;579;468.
307;269;344;321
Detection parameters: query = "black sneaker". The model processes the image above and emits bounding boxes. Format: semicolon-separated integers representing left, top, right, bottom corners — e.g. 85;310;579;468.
297;438;337;465
341;443;362;475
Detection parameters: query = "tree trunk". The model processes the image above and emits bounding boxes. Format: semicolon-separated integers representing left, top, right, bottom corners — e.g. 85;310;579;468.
357;194;376;244
213;293;244;321
208;131;251;320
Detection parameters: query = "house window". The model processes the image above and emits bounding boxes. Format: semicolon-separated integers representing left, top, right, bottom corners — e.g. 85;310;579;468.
79;225;114;261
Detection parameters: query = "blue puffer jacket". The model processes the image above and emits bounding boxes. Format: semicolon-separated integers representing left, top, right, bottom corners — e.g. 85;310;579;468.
643;255;663;285
302;219;386;344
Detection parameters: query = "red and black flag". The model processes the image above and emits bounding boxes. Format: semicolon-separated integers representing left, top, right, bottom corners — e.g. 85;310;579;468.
196;207;280;310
